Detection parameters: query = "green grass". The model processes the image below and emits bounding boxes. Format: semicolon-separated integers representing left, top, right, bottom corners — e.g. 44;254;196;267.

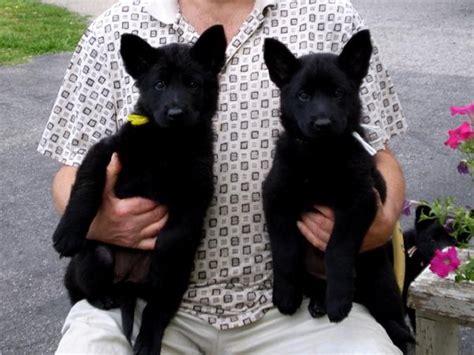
0;0;88;65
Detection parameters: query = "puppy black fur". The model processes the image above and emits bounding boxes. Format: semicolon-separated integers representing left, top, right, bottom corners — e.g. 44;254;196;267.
401;205;471;331
52;25;227;355
263;30;413;352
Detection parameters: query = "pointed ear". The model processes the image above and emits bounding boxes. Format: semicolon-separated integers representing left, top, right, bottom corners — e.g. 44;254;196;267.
120;33;157;79
415;205;434;231
190;25;227;74
263;38;300;88
338;30;373;83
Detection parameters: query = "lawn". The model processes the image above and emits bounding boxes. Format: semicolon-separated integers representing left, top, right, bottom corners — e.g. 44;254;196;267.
0;0;88;65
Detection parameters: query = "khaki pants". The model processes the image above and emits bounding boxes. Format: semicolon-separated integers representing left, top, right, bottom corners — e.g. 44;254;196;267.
56;299;401;354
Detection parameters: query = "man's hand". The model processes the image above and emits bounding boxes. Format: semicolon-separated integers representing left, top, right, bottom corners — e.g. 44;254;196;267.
53;154;168;250
297;147;405;252
297;206;334;252
86;153;168;250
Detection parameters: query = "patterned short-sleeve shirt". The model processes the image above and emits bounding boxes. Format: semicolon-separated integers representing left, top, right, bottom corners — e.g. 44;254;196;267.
38;0;407;330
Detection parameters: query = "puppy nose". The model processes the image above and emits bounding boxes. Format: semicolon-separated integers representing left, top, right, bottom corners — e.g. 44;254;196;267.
312;117;331;129
167;108;183;120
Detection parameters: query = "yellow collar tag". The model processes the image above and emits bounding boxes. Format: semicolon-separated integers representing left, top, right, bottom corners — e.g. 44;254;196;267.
127;114;149;126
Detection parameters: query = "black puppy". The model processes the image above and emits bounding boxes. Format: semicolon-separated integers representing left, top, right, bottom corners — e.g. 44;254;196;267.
52;26;227;354
402;205;470;331
263;30;412;352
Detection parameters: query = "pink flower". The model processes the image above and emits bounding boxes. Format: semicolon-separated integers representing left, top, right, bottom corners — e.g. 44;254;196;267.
429;247;461;278
450;103;474;116
444;121;474;149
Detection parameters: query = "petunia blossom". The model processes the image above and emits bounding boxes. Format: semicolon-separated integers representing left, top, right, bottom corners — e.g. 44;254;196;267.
450;103;474;116
457;160;469;175
444;121;474;149
402;199;412;216
429;247;461;278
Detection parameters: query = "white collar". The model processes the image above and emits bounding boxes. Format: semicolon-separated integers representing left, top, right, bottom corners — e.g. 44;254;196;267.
352;131;377;156
144;0;278;25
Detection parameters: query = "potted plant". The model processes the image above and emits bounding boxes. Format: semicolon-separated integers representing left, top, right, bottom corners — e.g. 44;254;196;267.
405;103;473;282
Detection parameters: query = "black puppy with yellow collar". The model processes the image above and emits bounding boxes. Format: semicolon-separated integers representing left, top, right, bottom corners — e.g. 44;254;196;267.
52;25;226;355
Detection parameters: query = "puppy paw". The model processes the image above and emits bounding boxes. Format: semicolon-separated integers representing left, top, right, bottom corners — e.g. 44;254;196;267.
308;297;326;318
326;298;352;323
89;296;120;310
273;284;303;315
52;231;85;257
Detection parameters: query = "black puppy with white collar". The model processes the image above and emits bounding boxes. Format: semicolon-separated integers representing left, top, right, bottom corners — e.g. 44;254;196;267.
263;30;413;352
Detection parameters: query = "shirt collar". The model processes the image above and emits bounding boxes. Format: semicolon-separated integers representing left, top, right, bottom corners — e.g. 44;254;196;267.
145;0;179;24
144;0;278;25
255;0;278;11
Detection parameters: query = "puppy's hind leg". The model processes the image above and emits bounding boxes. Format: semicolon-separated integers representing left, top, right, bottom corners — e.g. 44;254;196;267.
133;254;194;355
64;261;86;305
303;273;327;318
120;292;137;344
66;242;119;309
134;209;205;355
355;249;414;354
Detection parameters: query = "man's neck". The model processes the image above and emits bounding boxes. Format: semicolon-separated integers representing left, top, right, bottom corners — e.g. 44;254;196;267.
179;0;255;41
181;0;255;14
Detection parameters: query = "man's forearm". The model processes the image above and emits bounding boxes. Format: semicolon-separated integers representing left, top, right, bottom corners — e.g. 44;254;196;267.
369;146;406;240
375;147;406;224
360;146;405;251
52;165;78;214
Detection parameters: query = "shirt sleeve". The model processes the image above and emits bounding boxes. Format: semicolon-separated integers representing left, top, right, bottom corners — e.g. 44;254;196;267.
37;26;118;166
347;2;408;151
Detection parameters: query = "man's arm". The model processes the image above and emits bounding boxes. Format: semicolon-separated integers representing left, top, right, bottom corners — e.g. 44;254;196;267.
298;146;405;252
364;147;406;250
52;165;78;214
52;154;168;250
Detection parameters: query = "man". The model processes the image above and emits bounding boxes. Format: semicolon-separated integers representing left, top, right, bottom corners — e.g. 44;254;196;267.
38;0;406;353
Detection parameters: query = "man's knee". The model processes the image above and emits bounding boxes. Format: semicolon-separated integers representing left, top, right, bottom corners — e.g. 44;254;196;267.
56;300;131;354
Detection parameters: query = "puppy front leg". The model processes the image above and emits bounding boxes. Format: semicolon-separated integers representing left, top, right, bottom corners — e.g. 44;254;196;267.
53;138;116;256
264;192;304;315
325;196;377;322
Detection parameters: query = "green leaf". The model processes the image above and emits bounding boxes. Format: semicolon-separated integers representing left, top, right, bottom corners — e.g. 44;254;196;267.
454;257;474;283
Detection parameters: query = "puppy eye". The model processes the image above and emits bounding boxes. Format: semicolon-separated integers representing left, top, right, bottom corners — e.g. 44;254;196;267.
154;81;166;90
334;89;344;97
187;80;200;89
298;91;310;101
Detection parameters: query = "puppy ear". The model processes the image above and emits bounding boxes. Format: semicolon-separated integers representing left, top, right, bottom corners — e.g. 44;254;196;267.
338;29;372;83
190;25;227;74
415;205;435;232
120;34;157;79
263;38;300;88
